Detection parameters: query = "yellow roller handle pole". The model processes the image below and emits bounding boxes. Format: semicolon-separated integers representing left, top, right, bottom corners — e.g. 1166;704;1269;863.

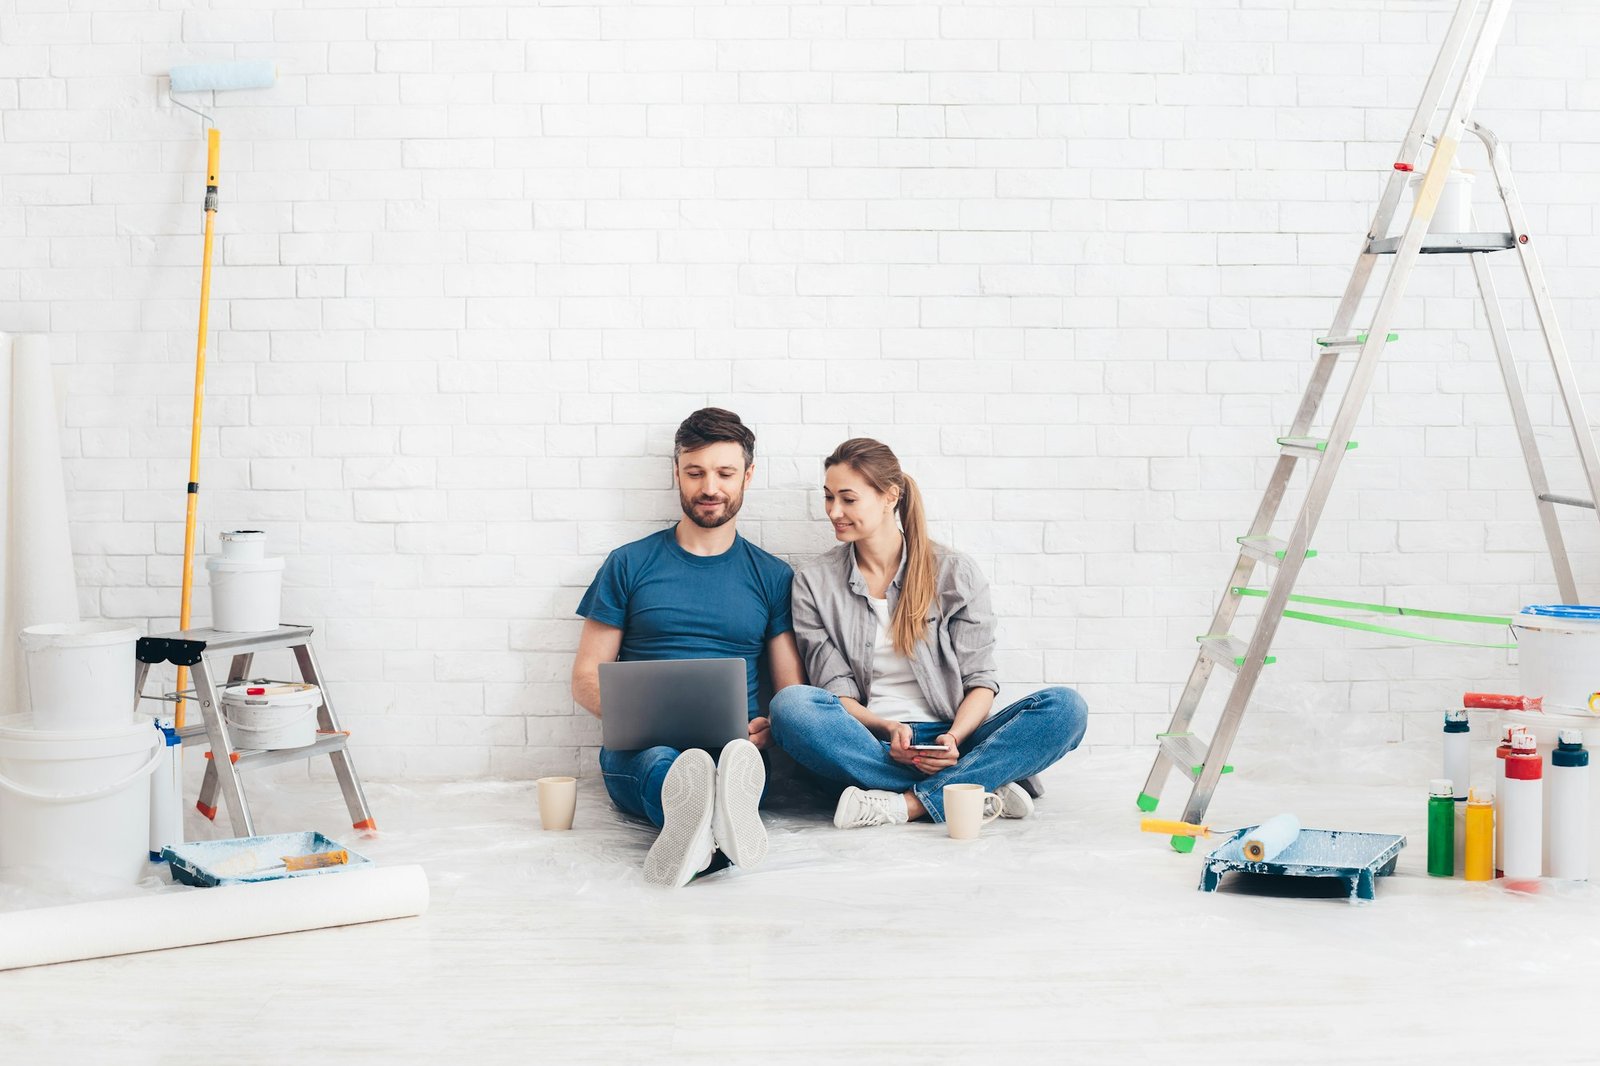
1140;817;1212;838
177;127;221;732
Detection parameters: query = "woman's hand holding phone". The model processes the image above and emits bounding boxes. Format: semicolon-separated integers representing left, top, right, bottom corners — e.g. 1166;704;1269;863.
911;733;959;774
886;722;921;766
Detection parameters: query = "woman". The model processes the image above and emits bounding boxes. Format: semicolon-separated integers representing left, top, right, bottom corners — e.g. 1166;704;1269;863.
769;438;1087;829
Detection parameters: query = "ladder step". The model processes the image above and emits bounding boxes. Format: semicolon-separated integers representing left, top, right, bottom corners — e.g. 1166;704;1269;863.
1538;493;1596;510
1196;634;1276;672
1157;733;1234;780
1277;436;1359;460
1316;331;1398;349
1366;232;1515;255
1237;535;1316;566
234;732;349;771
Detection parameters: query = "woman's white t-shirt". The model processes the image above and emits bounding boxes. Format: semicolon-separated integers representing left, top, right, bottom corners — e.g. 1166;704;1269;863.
866;595;938;723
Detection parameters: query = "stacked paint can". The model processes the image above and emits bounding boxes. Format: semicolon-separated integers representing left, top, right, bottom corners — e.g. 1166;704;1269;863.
1502;604;1600;880
0;622;158;887
206;530;285;633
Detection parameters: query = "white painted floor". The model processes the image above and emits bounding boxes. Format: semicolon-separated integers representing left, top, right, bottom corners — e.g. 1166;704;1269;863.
1;743;1595;1064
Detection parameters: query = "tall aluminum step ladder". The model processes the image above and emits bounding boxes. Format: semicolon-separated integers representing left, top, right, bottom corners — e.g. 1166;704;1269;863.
135;624;376;838
1137;0;1600;850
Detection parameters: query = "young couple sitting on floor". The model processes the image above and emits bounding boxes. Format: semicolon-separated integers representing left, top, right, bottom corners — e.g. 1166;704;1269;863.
570;407;1088;888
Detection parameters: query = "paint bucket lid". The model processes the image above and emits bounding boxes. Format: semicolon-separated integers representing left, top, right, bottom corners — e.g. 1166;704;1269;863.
0;713;158;757
1514;604;1600;630
205;555;285;573
18;620;140;651
219;681;319;707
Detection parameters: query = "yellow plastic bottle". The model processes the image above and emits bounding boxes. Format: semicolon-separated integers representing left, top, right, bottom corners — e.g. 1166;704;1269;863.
1464;786;1494;881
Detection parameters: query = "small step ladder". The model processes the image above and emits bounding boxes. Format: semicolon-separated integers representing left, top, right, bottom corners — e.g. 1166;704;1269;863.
135;624;376;838
1139;0;1600;849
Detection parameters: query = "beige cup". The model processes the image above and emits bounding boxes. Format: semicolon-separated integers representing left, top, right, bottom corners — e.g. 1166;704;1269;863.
943;783;1002;840
537;776;577;831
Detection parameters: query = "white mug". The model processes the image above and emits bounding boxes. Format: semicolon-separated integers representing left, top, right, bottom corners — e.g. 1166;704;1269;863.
943;783;1002;840
537;776;578;831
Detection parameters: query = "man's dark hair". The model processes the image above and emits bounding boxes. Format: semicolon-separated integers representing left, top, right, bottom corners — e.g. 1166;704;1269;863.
673;407;755;468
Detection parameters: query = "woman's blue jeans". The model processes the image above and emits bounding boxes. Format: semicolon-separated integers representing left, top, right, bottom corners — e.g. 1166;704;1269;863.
768;685;1087;823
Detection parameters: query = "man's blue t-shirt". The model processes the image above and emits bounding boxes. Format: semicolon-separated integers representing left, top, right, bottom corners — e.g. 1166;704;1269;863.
577;528;793;714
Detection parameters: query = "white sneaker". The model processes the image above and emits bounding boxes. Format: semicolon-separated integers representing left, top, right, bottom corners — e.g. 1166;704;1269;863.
992;782;1035;820
833;786;910;829
712;738;768;869
643;749;716;888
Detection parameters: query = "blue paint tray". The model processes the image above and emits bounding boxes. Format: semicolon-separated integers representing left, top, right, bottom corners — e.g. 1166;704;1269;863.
162;831;369;888
1199;826;1406;902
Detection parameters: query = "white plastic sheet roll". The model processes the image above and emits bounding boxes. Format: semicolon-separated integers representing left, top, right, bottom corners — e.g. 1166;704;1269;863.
0;332;82;709
0;864;429;970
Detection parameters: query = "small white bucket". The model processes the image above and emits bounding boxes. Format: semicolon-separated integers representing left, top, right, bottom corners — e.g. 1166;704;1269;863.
220;682;321;750
18;621;141;732
0;715;160;887
1500;706;1600;878
206;555;285;633
1410;169;1475;234
1512;605;1600;713
219;529;267;561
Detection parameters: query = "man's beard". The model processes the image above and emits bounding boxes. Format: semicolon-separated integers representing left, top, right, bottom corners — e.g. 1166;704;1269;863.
679;488;744;528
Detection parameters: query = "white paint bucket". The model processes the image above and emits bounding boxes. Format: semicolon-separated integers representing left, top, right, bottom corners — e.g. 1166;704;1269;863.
1513;605;1600;713
18;621;141;732
219;529;267;561
1410;169;1475;234
205;555;285;633
1500;706;1600;878
220;682;321;750
0;715;160;887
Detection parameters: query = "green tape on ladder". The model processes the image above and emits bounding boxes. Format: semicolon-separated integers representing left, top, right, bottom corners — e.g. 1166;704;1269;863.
1136;792;1160;813
1231;587;1516;649
1170;835;1197;854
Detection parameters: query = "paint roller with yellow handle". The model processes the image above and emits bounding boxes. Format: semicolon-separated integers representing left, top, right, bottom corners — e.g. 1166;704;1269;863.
166;61;277;731
1141;813;1303;862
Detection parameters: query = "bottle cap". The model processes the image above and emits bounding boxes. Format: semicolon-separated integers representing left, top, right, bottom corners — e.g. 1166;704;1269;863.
1468;786;1493;805
1511;732;1538;754
1558;729;1583;747
1429;778;1454;797
1444;709;1470;732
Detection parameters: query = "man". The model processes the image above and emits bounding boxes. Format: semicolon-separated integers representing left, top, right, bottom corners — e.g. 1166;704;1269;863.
571;408;804;887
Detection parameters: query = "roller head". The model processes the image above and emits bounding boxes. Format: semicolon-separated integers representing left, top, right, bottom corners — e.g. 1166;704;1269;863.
1242;813;1301;862
170;60;277;94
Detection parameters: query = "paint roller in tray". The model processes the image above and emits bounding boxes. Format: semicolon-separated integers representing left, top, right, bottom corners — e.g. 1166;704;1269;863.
1141;813;1303;862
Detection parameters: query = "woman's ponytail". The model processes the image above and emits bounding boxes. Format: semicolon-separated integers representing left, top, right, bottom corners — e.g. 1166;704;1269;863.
892;472;936;657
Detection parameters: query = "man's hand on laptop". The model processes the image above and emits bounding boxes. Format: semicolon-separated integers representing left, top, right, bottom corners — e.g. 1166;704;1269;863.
747;715;771;750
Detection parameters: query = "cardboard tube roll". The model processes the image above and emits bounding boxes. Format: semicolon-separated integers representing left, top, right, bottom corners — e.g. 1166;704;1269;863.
0;864;428;971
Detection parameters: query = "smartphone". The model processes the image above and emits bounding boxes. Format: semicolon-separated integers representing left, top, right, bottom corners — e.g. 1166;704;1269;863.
909;743;951;752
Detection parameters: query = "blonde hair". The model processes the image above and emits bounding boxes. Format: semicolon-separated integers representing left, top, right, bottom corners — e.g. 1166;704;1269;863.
825;438;934;656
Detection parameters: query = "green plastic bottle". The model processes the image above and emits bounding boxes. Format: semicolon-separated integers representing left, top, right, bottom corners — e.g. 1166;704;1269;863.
1428;778;1455;877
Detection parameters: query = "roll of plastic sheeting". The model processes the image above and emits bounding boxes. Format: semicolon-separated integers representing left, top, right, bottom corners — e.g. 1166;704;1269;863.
0;333;82;709
0;864;429;971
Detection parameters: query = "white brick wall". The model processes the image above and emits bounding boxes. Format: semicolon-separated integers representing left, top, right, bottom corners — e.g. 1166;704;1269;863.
4;0;1600;778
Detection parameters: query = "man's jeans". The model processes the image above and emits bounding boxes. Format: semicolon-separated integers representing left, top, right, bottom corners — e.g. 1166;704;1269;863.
768;685;1087;823
598;746;681;828
598;739;768;829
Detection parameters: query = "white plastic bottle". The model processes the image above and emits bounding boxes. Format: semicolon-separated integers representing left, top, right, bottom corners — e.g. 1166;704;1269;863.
1443;709;1470;802
1549;730;1590;881
1501;731;1543;882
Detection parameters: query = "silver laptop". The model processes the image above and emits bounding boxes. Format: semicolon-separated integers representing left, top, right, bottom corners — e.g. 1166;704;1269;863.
598;657;748;752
